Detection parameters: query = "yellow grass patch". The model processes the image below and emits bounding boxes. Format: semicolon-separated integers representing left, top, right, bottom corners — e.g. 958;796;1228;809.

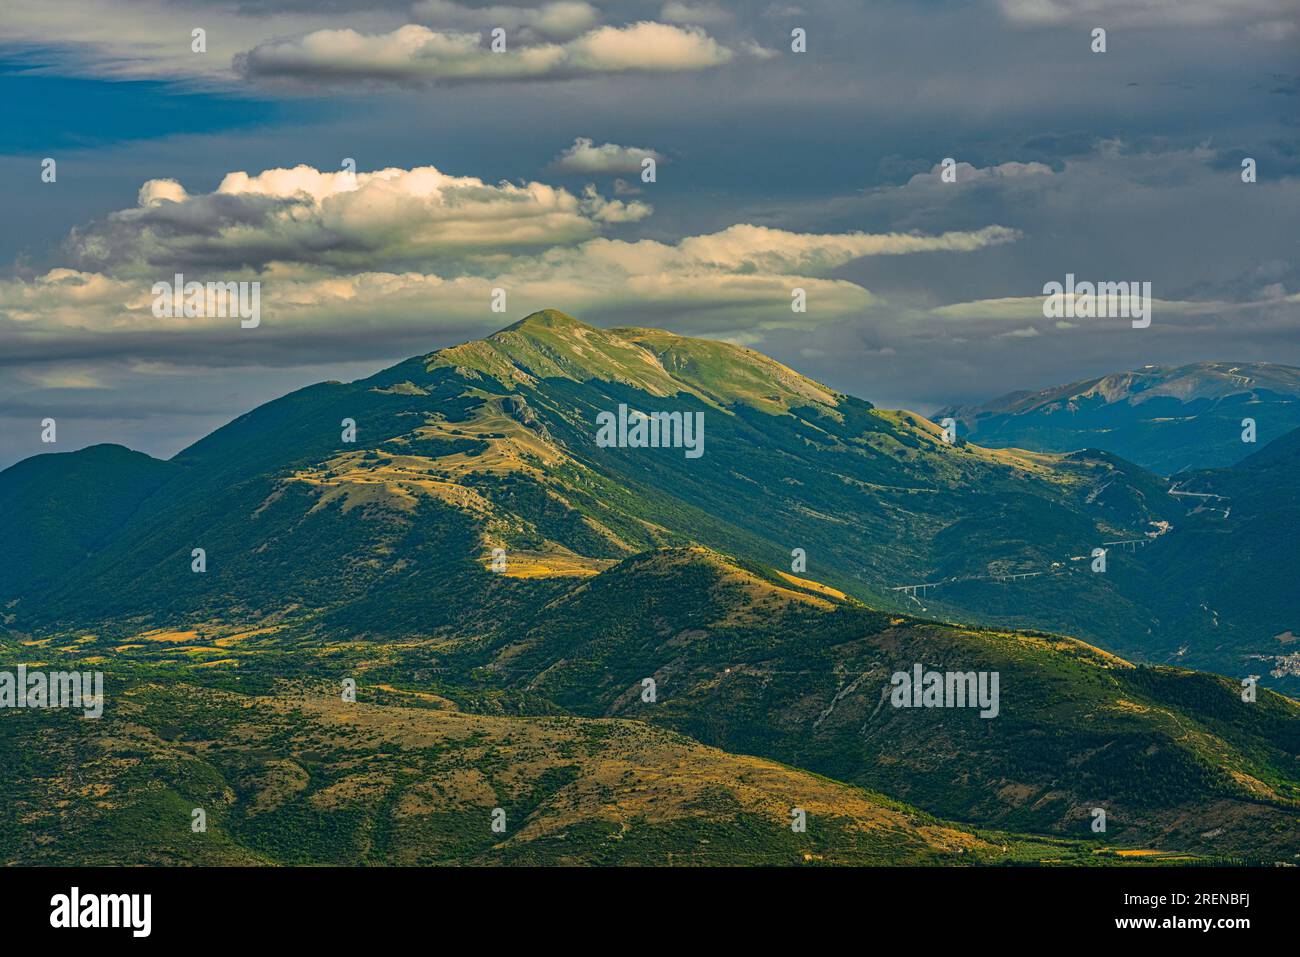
1228;770;1281;801
275;690;996;860
408;394;566;479
288;450;497;515
485;548;614;579
374;684;457;710
139;629;201;643
777;571;848;601
1111;698;1154;715
214;626;279;647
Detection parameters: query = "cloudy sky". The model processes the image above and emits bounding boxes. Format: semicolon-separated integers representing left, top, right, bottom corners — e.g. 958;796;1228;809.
1;0;1297;468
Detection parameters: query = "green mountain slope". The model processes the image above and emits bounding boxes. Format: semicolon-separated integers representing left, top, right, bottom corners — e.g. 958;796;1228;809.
919;423;1300;692
940;361;1300;474
8;678;1077;866
4;545;1294;864
0;444;177;599
4;310;1296;690
1110;426;1300;686
2;311;1297;865
0;311;1179;643
440;548;1300;859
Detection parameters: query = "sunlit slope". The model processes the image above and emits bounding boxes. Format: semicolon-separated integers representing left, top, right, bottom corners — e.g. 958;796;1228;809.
0;311;1163;629
3;544;1293;863
0;680;1078;866
0;310;1278;689
455;548;1300;859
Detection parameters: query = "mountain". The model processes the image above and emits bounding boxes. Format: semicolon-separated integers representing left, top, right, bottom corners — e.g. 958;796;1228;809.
913;418;1300;690
3;311;1297;690
8;679;1074;866
451;547;1300;858
0;310;1177;643
940;362;1300;474
4;545;1296;864
1111;425;1300;685
0;444;177;599
2;309;1298;865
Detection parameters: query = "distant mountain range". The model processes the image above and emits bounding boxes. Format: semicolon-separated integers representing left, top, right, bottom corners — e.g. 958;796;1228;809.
3;311;1297;865
939;361;1300;474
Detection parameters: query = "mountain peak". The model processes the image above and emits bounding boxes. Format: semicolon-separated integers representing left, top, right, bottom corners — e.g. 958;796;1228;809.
941;359;1300;473
427;310;842;415
497;308;588;336
960;361;1300;419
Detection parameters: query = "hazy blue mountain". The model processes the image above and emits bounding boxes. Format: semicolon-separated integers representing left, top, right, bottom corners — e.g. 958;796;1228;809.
940;362;1300;474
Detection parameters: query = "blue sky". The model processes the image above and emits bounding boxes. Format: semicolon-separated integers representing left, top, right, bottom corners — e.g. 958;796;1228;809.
1;0;1297;467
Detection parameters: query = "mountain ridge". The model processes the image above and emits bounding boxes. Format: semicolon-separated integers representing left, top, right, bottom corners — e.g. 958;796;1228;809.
1;310;1295;691
426;309;844;415
941;360;1300;474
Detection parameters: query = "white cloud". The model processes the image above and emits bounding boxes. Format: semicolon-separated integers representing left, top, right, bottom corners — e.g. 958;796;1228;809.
18;367;107;390
0;2;741;88
906;161;1055;189
561;20;734;71
551;137;665;174
3;164;1022;352
669;223;1020;272
412;1;600;41
0;269;142;329
1;148;1031;396
236;20;734;86
66;164;645;274
998;0;1300;34
997;326;1040;338
661;2;733;26
66;164;1018;284
930;292;1287;322
138;179;188;207
578;185;654;223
